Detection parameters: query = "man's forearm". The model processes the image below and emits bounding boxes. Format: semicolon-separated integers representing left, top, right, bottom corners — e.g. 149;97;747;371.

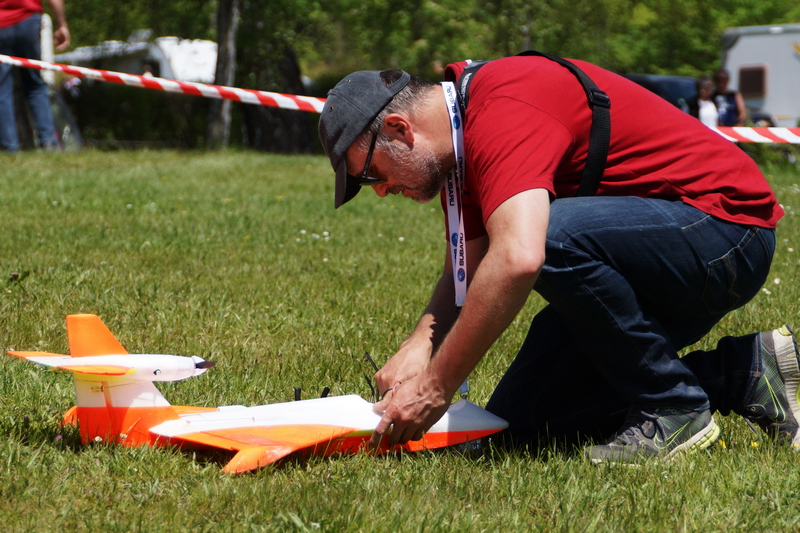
374;237;488;393
400;236;489;354
427;246;539;395
401;272;461;353
425;188;551;395
47;0;68;28
373;257;462;392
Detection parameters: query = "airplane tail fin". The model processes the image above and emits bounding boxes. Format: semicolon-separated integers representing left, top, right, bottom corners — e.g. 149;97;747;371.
66;313;129;356
12;314;182;446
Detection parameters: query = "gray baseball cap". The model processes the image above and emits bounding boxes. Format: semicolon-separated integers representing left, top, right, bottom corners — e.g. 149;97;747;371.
318;70;411;208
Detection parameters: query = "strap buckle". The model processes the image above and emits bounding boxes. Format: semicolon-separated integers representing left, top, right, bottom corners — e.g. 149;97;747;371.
588;88;611;109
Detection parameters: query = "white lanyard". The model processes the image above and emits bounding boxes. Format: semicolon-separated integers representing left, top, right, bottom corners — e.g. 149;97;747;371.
441;81;467;307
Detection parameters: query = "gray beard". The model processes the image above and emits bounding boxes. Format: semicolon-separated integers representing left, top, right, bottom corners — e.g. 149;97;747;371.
387;142;448;203
415;165;447;203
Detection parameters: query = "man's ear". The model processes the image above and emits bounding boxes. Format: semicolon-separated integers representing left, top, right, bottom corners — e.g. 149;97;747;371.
383;113;415;146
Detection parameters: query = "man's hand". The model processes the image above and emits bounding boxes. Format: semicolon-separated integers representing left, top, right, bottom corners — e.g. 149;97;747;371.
47;0;70;51
369;371;452;448
54;26;71;51
373;343;431;397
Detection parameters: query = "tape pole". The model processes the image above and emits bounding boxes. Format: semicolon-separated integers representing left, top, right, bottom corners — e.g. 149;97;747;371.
0;54;326;113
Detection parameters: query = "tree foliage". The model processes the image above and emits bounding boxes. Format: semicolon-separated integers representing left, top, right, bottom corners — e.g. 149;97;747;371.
466;0;800;76
67;1;215;45
60;0;800;149
65;0;800;82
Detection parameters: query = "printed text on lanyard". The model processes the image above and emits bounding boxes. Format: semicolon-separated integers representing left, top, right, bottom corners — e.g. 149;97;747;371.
441;81;467;307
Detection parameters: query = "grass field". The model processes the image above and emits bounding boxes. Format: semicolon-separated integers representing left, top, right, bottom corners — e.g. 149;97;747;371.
2;149;800;531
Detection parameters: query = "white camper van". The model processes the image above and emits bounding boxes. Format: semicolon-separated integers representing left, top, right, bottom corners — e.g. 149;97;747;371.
721;24;800;127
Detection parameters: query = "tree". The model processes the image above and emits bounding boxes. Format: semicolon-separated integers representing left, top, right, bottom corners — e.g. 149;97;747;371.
231;0;320;153
207;0;240;148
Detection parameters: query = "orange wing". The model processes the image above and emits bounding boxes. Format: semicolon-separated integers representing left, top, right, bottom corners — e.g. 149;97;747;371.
57;364;132;376
7;350;67;359
162;424;359;474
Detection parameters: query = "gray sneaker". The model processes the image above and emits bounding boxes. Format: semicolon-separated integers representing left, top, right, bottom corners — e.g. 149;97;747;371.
737;326;800;446
585;407;720;464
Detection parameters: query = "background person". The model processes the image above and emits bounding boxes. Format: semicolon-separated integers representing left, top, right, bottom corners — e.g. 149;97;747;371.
0;0;70;153
319;55;796;464
712;68;747;127
688;75;719;127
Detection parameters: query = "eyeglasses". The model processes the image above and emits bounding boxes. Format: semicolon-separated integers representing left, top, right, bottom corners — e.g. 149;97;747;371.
357;130;387;186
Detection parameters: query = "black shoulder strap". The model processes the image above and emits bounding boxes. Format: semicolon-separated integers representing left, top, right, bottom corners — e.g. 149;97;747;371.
456;50;611;197
456;59;490;115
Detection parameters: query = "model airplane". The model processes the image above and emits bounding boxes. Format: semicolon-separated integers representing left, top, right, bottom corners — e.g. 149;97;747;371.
7;314;508;474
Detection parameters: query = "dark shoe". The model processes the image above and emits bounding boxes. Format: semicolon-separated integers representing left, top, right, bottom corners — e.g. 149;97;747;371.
738;326;800;446
585;407;719;464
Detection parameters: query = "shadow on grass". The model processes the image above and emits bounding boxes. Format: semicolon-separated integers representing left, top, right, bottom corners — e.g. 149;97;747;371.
480;432;597;463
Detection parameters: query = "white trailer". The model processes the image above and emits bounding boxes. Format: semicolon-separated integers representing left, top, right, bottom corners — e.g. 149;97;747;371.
55;32;218;84
722;23;800;127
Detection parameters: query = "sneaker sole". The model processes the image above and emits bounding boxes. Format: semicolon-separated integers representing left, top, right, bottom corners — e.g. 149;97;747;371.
773;325;800;448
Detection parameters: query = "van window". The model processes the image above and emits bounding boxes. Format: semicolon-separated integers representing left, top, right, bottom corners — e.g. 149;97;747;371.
739;66;765;98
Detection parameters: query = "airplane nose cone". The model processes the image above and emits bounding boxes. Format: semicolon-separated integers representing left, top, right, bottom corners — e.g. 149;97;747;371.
190;356;215;374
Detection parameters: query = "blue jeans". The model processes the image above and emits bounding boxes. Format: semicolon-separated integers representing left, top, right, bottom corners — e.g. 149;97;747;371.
0;13;57;152
486;196;776;444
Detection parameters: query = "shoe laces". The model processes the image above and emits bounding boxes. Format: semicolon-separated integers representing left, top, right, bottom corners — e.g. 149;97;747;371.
612;409;660;445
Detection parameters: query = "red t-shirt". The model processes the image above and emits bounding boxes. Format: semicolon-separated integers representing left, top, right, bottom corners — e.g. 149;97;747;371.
0;0;43;29
444;57;783;239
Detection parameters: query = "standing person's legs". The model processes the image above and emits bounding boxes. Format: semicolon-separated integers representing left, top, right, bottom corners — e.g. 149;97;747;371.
0;22;19;152
14;14;57;148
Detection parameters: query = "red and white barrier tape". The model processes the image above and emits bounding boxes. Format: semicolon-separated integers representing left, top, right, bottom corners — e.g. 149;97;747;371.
0;54;326;113
3;54;800;142
712;127;800;144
